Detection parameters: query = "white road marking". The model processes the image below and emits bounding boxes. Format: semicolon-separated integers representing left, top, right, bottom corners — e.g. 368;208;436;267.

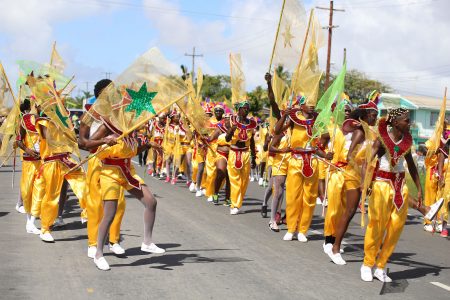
131;160;140;165
430;282;450;292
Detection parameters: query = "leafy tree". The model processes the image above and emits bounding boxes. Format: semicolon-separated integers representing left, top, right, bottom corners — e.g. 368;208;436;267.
247;85;269;118
201;75;231;102
319;69;392;104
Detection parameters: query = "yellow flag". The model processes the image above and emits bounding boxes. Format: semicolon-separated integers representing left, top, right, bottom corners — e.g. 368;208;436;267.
425;88;447;159
272;71;288;109
229;53;247;106
50;41;66;74
0;63;15;109
291;9;325;106
270;0;308;74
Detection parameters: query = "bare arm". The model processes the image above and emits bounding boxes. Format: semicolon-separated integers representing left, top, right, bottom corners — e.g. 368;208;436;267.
265;73;281;120
274;110;291;135
250;134;256;168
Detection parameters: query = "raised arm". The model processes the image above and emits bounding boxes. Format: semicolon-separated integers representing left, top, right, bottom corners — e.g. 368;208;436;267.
265;72;281;120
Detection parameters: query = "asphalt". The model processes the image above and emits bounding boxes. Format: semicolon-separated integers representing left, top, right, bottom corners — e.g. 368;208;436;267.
0;160;449;300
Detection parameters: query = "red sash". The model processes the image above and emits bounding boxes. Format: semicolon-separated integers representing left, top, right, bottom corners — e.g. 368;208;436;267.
217;149;229;160
230;146;249;169
22;114;38;132
291;149;316;177
375;170;406;210
102;158;141;189
44;153;77;170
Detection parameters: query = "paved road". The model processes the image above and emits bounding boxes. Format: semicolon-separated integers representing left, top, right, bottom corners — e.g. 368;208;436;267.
0;161;449;299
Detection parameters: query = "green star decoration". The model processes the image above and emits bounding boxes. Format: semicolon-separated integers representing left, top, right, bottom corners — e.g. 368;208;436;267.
125;82;158;117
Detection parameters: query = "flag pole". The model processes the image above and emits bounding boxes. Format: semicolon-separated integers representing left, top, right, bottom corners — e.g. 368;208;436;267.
65;92;190;174
268;0;287;73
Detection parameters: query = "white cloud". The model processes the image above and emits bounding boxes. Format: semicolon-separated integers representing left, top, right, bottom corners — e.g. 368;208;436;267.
0;0;113;102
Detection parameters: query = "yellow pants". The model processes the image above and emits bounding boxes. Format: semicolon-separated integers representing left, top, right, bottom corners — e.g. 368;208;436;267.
228;150;250;209
285;157;318;234
205;148;217;197
40;160;86;233
363;180;408;269
20;160;44;215
86;157;126;247
31;175;45;217
324;171;346;237
424;167;439;224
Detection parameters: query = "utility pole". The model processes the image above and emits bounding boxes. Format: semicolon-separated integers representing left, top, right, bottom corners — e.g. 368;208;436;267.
184;47;203;80
103;72;112;79
84;82;90;93
316;1;345;90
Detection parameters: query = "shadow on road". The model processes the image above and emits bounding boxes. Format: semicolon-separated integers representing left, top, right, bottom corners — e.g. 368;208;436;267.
0;212;10;217
111;253;252;271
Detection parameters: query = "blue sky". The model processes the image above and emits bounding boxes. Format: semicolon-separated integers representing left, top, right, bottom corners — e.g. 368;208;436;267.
1;0;449;101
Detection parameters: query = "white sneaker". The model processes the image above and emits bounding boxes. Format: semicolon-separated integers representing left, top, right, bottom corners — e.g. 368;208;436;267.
207;196;213;202
230;208;239;215
297;233;308;242
141;242;166;254
322;199;328;207
373;268;392;283
87;246;97;259
425;198;444;220
189;182;196;192
26;223;41;235
195;190;203;197
316;197;322;205
283;232;295;241
250;177;255;182
53;216;65;228
436;223;443;233
258;178;264;186
328;251;347;265
94;257;110;271
201;189;206;196
109;243;125;255
424;224;434;232
15;204;26;214
360;265;373;282
323;243;332;254
40;231;55;243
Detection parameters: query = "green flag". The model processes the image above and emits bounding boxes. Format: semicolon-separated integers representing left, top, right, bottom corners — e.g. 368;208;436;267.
312;62;346;139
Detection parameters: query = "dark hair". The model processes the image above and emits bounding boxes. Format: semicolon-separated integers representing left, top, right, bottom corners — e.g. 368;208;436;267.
20;98;31;113
94;79;112;98
349;108;368;121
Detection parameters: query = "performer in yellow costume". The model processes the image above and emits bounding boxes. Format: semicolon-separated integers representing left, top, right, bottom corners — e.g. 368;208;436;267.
203;104;224;201
16;99;44;235
147;116;165;177
266;130;290;232
274;96;332;242
89;115;165;270
207;106;230;205
322;102;353;255
78;79;127;258
361;108;423;283
35;113;86;243
329;100;379;265
225;101;257;215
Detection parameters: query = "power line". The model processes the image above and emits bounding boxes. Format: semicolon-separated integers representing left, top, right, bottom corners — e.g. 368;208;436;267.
59;0;276;23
